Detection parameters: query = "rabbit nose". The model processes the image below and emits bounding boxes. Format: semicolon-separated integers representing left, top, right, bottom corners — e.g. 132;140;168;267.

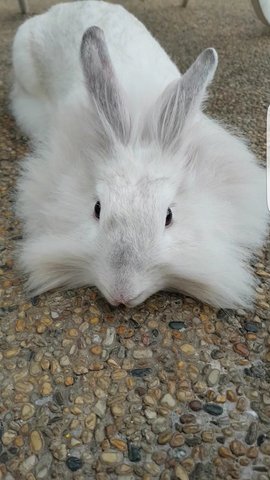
114;294;128;306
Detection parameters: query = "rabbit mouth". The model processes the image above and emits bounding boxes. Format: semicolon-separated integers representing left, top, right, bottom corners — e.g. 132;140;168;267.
99;285;145;308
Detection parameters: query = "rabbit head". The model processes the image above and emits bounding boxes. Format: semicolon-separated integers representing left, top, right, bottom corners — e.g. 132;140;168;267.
19;27;266;308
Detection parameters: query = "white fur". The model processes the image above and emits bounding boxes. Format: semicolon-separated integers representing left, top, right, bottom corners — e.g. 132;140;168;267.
11;0;268;308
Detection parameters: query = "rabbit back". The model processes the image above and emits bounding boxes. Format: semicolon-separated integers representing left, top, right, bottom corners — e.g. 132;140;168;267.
11;0;179;140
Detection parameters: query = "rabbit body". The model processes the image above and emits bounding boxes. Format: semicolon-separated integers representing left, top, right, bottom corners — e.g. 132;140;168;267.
12;0;268;308
12;0;179;140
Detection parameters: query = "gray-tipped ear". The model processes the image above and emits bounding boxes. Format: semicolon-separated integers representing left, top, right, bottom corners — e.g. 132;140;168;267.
80;26;131;145
148;48;218;153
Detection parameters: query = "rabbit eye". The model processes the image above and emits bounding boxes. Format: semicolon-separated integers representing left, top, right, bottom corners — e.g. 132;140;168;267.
94;201;101;219
165;208;172;227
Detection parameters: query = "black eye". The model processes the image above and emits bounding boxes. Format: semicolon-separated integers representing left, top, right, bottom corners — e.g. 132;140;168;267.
165;208;172;227
94;201;101;219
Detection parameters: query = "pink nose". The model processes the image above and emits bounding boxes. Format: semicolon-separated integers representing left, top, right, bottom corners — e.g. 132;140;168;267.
113;294;129;306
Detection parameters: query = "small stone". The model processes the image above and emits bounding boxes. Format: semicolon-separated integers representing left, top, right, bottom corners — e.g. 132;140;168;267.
247;447;259;459
145;462;160;475
130;368;152;377
100;451;123;464
66;456;83;471
15;435;24;447
110;438;127;451
116;464;133;475
262;394;270;405
133;349;153;359
70;406;82;415
60;355;70;366
180;344;195;355
74;396;84;405
257;434;267;446
50;359;61;375
128;444;141;462
85;413;96;431
51;443;67;460
4;347;20;358
94;399;107;418
21;404;35;420
40;382;53;396
185;436;201;447
170;433;185;447
245;422;258;445
180;414;195;424
144;409;157;420
2;430;16;445
218;447;233;458
189;400;202;411
30;431;43;453
233;343;249;357
182;424;200;434
111;404;125;417
215;394;226;403
260;441;270;455
90;345;102;355
201;431;214;443
230;440;246;456
15;381;34;393
244;322;259;333
65;376;74;386
68;328;79;337
226;390;237;402
73;363;88;375
16;319;25;332
160;393;176;408
103;327;116;346
236;397;247;412
111;370;128;381
168;321;186;330
19;455;37;475
175;464;189;480
158;431;172;445
88;362;104;371
207;369;220;387
35;453;52;479
203;403;223;416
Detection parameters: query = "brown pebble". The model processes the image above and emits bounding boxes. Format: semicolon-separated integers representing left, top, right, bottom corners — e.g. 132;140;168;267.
90;345;102;355
218;447;233;458
260;441;270;455
170;433;185;447
189;400;202;411
247;446;259;459
230;440;246;456
40;382;52;396
236;397;247;412
64;376;74;386
30;430;44;453
201;431;214;443
110;438;127;451
182;424;200;434
239;457;250;466
226;390;237;402
158;431;172;445
180;414;195;424
152;451;167;465
111;370;128;381
233;343;249;357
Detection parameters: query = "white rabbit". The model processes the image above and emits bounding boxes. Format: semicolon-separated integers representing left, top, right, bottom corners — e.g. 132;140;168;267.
11;0;268;308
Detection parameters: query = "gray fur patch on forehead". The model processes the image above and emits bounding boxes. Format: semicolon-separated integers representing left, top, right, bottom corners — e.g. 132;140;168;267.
80;26;131;145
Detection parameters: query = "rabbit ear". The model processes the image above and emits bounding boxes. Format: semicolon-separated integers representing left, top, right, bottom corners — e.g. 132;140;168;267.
80;26;131;145
146;48;218;153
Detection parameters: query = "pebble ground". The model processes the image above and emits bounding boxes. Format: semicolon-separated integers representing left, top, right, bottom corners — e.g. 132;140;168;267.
0;0;270;479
